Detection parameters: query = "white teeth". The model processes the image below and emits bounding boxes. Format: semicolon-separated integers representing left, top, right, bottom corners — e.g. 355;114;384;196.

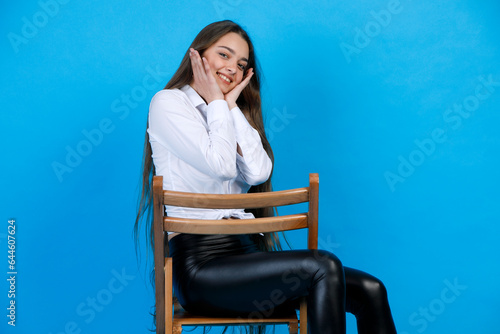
217;73;231;83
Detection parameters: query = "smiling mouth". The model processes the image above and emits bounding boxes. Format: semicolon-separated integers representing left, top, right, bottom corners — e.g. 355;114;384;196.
217;72;232;84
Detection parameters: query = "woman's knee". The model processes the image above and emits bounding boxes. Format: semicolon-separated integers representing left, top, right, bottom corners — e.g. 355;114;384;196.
360;274;389;301
308;249;344;283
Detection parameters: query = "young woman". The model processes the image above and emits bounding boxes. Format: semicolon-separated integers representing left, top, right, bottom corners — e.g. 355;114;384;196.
136;20;397;334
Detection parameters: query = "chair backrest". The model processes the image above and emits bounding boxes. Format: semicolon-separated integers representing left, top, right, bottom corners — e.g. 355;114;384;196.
152;173;319;333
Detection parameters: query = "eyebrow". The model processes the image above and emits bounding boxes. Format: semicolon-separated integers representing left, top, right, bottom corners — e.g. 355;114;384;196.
217;46;248;63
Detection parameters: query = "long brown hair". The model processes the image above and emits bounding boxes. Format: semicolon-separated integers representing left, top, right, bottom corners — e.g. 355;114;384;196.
135;21;283;333
134;20;281;263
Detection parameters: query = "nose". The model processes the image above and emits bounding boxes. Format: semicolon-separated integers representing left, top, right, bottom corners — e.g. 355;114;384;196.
226;60;238;74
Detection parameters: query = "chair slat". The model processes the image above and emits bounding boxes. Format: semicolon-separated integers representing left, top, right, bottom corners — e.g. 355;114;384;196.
173;312;298;325
163;187;309;209
164;214;308;234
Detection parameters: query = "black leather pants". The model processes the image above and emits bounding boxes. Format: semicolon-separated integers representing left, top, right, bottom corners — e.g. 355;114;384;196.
169;234;397;334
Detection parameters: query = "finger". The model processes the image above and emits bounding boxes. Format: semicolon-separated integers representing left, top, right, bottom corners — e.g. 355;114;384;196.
201;57;214;78
242;68;254;84
190;49;203;75
202;57;219;86
226;69;254;97
236;68;254;90
190;49;204;73
190;51;209;84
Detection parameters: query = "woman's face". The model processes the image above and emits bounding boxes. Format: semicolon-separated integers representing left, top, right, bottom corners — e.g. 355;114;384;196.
201;32;250;94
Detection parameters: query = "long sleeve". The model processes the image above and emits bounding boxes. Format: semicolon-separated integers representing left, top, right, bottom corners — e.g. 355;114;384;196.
232;107;273;185
148;90;238;180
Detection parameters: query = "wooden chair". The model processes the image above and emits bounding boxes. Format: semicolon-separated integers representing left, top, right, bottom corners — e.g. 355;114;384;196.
153;173;319;334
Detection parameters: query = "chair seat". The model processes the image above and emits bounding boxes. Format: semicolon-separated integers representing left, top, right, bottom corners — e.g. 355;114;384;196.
173;300;299;326
173;309;299;326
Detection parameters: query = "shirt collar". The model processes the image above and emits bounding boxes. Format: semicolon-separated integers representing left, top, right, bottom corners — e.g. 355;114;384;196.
181;85;207;110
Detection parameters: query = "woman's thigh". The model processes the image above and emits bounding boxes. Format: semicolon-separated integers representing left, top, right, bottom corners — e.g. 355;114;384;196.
176;249;341;316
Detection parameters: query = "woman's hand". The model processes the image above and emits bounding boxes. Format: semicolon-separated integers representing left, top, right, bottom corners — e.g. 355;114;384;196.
225;68;254;110
189;48;224;104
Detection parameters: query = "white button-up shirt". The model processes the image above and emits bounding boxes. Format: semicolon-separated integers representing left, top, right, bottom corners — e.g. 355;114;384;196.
148;85;272;220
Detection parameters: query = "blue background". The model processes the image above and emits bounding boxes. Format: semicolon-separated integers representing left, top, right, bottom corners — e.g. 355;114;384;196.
1;0;499;333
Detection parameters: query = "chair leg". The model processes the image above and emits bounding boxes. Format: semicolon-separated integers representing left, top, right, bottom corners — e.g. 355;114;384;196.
165;258;174;334
173;324;182;334
299;297;307;334
288;322;298;334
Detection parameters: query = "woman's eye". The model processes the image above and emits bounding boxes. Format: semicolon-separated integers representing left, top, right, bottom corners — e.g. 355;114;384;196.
238;64;246;71
219;52;228;58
